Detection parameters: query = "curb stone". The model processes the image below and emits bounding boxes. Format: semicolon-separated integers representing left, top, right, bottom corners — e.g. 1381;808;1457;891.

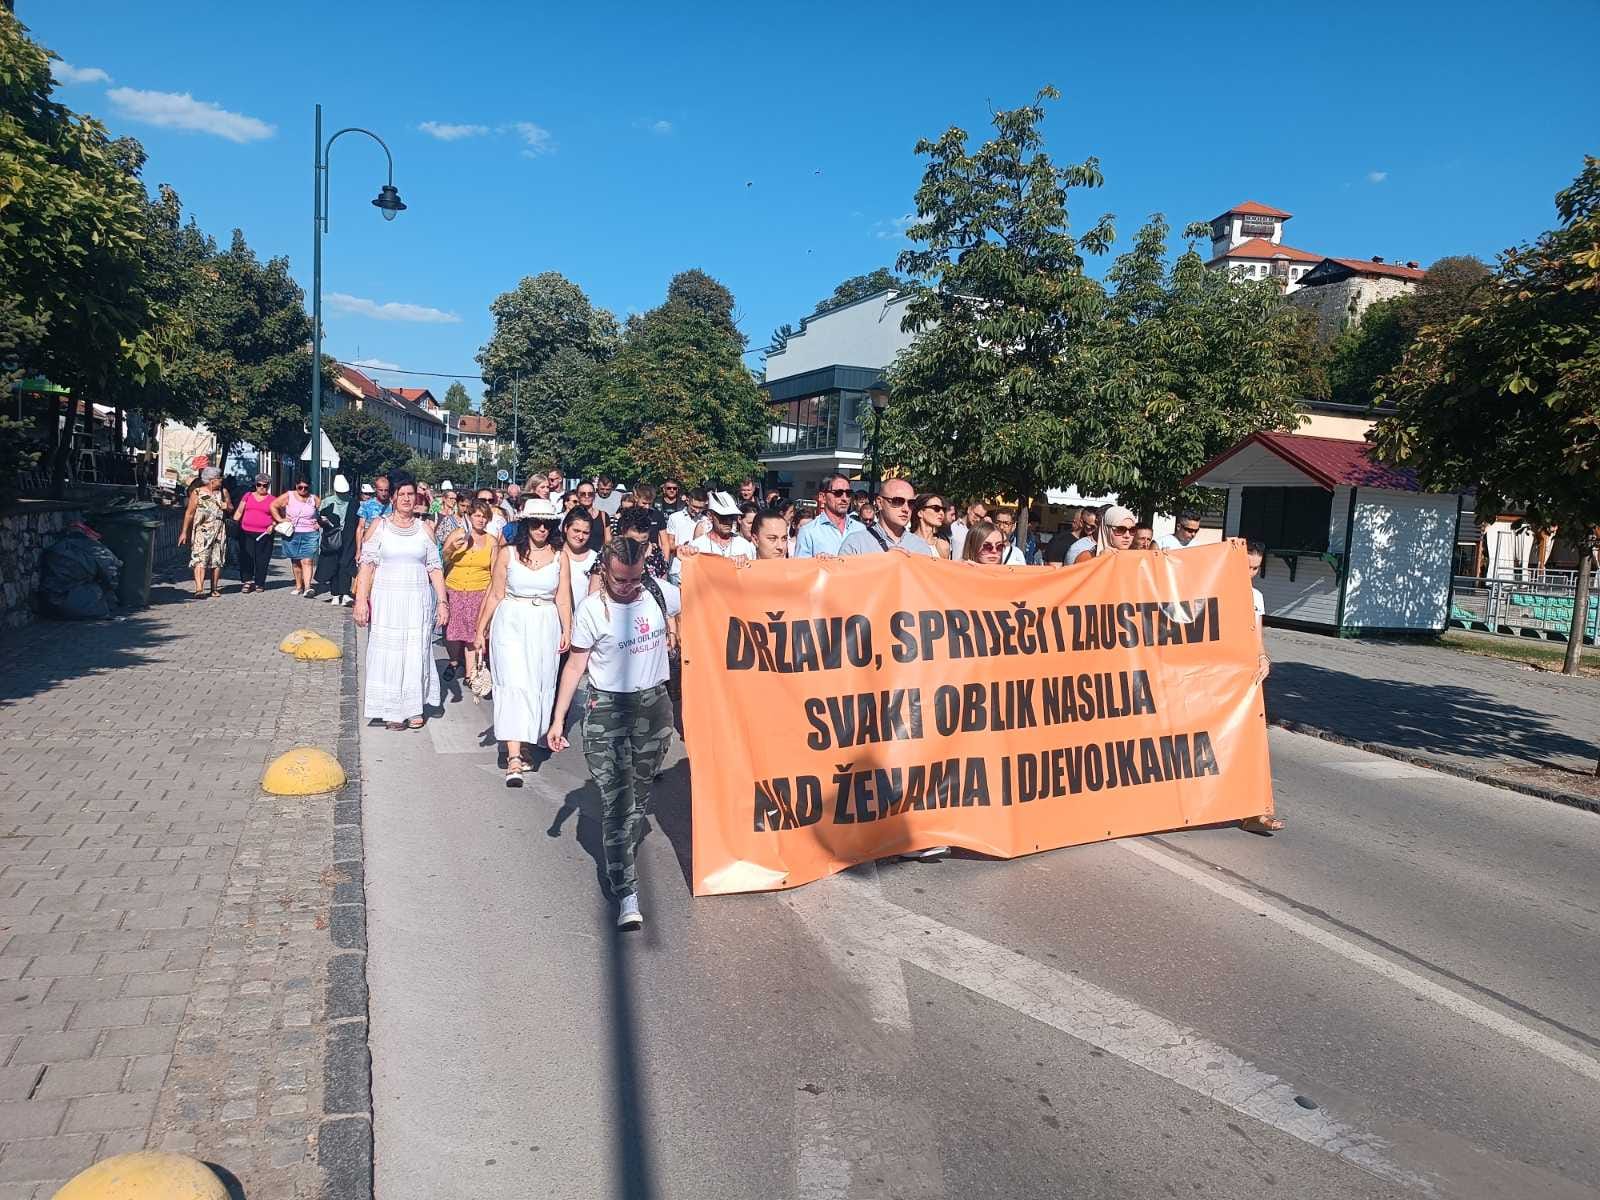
318;616;373;1200
1269;717;1600;816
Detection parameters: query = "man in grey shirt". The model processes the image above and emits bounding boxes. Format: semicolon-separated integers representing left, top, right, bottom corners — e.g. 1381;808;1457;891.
841;477;937;557
592;473;623;518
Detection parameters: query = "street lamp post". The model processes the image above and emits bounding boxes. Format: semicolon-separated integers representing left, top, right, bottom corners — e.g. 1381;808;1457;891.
311;104;405;494
866;380;890;499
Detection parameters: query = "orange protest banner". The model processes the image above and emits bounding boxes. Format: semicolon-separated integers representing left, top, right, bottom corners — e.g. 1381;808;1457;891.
679;541;1274;896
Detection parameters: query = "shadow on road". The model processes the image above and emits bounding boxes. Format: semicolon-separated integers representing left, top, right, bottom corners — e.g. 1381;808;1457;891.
1265;660;1598;770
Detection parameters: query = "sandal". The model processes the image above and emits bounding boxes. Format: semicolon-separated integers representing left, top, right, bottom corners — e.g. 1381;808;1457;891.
407;716;426;730
1241;815;1285;834
385;721;407;732
505;756;525;788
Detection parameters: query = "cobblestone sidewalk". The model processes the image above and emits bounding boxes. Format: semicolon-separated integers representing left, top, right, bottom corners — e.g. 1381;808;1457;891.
1264;626;1600;797
0;565;366;1198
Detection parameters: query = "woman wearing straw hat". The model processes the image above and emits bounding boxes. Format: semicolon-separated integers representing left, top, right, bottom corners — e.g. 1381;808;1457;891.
475;498;572;786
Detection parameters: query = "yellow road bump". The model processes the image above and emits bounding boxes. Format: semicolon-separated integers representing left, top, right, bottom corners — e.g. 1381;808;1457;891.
277;628;319;653
292;633;341;661
52;1151;229;1199
261;747;346;796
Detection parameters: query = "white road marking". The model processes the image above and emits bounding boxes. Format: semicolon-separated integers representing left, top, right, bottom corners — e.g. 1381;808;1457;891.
1321;760;1435;780
793;1086;851;1200
788;868;1424;1191
1122;839;1600;1086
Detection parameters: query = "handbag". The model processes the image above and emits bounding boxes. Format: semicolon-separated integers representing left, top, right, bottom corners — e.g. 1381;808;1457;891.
273;520;294;538
468;663;493;699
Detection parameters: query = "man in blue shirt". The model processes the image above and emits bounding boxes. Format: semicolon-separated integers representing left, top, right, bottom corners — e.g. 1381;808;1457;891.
840;478;937;557
355;475;392;554
792;473;863;558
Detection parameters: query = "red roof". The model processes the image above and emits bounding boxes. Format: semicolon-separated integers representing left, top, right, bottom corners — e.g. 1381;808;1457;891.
457;414;497;436
1206;238;1325;266
1217;200;1293;219
1184;432;1422;492
390;386;435;405
336;365;380;400
1322;257;1427;282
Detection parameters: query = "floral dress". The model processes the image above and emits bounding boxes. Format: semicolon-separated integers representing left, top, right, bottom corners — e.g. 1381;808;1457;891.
189;489;228;570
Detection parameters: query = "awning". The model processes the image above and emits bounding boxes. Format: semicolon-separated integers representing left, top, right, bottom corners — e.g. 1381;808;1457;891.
299;431;341;468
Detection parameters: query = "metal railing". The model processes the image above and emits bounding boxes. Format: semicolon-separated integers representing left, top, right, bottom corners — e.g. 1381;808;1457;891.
1450;572;1597;642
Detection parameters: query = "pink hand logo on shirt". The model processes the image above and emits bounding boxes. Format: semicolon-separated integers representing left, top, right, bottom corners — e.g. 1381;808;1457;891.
634;615;652;636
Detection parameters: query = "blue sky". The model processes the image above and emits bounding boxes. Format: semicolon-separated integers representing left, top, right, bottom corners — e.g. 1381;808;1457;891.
26;0;1600;404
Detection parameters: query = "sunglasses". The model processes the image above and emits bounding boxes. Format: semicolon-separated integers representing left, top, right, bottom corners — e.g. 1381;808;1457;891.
980;540;1005;552
295;484;309;490
920;503;945;512
1178;525;1201;535
826;487;853;497
881;496;912;507
1109;524;1137;535
255;482;268;488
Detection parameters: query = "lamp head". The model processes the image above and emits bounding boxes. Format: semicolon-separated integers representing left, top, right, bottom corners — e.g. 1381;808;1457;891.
373;184;406;221
867;380;890;412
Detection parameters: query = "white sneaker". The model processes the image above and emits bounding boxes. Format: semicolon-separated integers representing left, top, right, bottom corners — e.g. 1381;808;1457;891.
898;845;951;861
616;894;643;930
325;594;339;603
291;587;303;596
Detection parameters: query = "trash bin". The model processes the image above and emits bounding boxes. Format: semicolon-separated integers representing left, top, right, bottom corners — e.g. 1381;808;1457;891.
92;504;163;609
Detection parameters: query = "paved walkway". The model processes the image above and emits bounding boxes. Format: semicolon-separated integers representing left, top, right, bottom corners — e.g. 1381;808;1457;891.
1264;627;1600;785
0;565;361;1198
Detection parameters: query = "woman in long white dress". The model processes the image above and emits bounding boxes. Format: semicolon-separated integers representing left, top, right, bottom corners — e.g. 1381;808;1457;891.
354;476;447;730
475;498;571;786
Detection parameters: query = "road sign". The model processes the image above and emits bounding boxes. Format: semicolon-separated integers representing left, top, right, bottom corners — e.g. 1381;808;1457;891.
496;469;510;483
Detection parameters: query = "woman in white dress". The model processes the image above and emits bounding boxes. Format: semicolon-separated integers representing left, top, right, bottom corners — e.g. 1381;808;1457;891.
560;508;598;611
354;475;447;730
475;498;571;786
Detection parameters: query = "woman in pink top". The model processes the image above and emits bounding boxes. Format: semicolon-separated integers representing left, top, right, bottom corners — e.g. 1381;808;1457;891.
271;476;323;596
232;474;277;593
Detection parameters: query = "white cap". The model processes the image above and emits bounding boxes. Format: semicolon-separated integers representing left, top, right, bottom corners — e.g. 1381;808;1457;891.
360;482;375;494
707;490;741;517
333;474;350;494
440;480;454;491
519;498;562;519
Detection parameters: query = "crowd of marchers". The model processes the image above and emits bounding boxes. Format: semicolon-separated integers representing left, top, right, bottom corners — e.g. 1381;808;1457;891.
338;464;1281;931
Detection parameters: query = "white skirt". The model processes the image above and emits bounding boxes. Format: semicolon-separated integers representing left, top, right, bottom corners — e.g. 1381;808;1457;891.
490;598;560;744
363;563;441;721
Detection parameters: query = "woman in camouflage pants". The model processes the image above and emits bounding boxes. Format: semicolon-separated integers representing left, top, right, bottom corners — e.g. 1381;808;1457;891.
546;539;679;931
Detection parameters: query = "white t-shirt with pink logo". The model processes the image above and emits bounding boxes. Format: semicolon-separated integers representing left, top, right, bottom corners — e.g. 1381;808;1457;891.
571;589;680;694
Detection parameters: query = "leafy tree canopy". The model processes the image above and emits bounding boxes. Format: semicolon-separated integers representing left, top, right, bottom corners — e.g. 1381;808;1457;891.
567;296;767;486
440;381;474;417
663;268;743;347
1374;156;1600;537
475;272;618;462
815;268;905;315
324;405;409;483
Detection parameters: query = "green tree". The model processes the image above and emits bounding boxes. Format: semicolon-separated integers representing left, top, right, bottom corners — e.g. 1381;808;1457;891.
1;10;160;493
440;381;473;417
476;272;618;465
512;345;601;474
1102;218;1310;518
1373;157;1600;682
324;406;409;482
815;267;905;315
1327;296;1414;408
664;268;743;347
883;87;1114;543
568;296;767;485
1410;254;1490;332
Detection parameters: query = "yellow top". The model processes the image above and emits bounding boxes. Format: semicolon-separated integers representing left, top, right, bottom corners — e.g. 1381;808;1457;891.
444;535;494;591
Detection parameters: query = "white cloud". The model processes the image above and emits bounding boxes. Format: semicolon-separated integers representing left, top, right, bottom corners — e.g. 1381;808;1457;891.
349;357;400;372
1367;170;1388;184
327;293;462;324
419;121;489;141
874;214;915;240
106;87;274;143
633;118;673;135
52;61;112;85
504;121;554;156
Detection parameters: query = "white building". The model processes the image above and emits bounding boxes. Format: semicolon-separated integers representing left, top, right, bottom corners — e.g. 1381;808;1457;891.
1187;431;1461;634
1206;201;1324;292
1288;256;1428;341
758;290;917;497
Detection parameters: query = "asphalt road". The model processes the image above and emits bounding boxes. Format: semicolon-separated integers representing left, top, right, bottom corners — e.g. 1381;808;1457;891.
362;674;1600;1199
